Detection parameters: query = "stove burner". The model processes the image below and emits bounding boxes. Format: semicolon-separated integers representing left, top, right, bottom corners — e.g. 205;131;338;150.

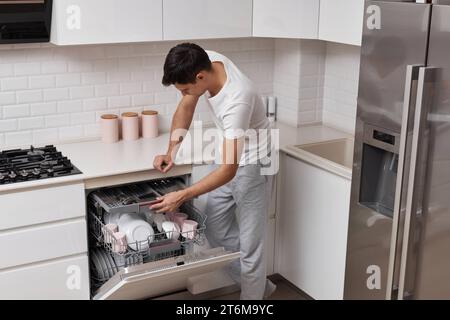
0;145;81;185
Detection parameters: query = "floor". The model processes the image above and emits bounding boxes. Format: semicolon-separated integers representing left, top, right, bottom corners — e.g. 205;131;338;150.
155;274;312;300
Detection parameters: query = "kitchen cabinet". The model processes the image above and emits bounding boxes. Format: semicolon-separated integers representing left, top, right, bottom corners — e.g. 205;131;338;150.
51;0;163;45
276;153;350;300
318;0;364;46
0;182;90;299
163;0;252;40
253;0;320;39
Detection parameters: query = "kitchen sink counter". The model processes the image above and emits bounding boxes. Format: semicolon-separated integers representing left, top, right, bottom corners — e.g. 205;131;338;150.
0;122;353;193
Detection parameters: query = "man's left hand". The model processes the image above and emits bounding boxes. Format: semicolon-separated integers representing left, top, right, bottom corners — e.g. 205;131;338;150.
149;190;188;213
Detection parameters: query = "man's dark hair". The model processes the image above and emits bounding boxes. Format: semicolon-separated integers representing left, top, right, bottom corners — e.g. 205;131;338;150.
162;43;212;86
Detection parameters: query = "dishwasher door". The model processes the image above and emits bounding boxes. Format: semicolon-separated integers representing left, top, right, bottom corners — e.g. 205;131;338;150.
93;247;240;300
87;176;240;300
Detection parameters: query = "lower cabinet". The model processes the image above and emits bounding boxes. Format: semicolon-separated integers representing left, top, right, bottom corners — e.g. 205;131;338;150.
276;153;351;300
0;255;90;300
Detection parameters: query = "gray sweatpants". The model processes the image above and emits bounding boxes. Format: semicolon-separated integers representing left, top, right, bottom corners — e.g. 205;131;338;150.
205;164;274;300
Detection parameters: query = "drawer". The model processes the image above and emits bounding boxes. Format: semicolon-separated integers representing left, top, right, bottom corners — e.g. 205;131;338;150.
0;182;86;231
0;219;88;270
0;254;90;300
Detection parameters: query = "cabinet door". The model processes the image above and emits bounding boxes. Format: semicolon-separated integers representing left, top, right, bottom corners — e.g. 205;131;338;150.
163;0;252;40
318;0;364;46
51;0;163;45
276;154;351;300
0;255;90;300
253;0;319;39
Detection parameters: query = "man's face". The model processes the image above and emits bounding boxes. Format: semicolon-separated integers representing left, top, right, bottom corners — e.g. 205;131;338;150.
174;72;208;97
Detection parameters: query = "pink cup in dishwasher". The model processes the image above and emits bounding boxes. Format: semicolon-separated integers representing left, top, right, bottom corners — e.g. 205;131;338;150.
103;223;118;243
112;232;127;253
182;220;198;240
173;212;188;229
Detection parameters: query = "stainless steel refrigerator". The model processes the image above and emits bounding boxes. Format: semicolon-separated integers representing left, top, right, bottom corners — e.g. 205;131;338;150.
345;0;450;299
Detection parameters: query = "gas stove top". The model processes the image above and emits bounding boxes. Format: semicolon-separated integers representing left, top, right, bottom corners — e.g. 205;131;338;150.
0;145;82;185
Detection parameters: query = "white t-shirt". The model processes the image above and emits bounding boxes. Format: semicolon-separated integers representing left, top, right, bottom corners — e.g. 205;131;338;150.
204;50;271;166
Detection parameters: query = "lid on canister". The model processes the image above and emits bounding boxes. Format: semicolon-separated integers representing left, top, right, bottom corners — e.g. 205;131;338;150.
142;110;158;115
101;114;118;119
121;112;138;117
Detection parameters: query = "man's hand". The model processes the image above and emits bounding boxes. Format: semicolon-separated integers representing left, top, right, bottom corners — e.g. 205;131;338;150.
153;154;174;173
149;190;189;213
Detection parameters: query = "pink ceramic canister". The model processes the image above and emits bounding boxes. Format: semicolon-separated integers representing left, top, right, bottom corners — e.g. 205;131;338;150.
112;232;128;253
173;212;188;229
100;114;119;143
121;112;139;141
141;110;159;138
182;219;198;240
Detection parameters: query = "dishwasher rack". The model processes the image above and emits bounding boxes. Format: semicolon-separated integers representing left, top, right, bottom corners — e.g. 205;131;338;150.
87;177;207;292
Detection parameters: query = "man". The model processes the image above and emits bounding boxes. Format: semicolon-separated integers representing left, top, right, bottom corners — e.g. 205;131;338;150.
150;43;275;300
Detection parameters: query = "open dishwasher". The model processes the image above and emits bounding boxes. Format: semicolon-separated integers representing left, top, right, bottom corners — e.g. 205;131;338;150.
86;175;240;300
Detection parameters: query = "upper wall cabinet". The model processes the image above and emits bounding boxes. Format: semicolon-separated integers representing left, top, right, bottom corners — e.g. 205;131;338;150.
253;0;320;39
163;0;252;40
318;0;364;46
51;0;163;45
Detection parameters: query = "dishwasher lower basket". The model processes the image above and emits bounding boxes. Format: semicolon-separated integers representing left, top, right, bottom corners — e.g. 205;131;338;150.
87;178;207;292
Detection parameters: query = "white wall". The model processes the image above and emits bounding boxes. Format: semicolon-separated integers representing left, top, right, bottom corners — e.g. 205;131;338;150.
273;39;325;127
0;38;274;148
0;38;362;149
322;42;361;134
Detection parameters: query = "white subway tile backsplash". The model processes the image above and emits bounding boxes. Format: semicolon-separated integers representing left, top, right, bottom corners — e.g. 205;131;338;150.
16;90;42;104
29;75;55;89
0;119;17;132
3;104;29;119
71;112;95;125
0;39;275;146
132;94;154;107
70;86;95;99
120;82;142;95
1;77;28;91
59;126;84;140
82;72;107;85
42;61;67;74
56;73;81;87
68;61;94;73
5;131;32;147
18;117;44;130
31;102;57;116
58;100;83;113
95;83;120;97
45;114;71;128
0;92;16;106
108;95;131;109
107;71;131;83
84;123;101;137
33;128;59;144
43;88;69;101
0;64;14;78
154;92;177;105
83;98;107;111
14;62;41;76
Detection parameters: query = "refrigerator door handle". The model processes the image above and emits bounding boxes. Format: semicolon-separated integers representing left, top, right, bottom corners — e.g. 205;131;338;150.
397;66;436;300
386;65;422;300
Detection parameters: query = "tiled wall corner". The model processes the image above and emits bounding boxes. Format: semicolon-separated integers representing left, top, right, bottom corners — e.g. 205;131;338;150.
273;39;325;127
322;43;361;134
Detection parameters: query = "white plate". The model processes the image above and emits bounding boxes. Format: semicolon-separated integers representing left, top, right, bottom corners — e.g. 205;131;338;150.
118;214;154;251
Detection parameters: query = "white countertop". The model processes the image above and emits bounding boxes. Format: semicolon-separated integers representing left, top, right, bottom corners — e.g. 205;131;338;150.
0;122;353;193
